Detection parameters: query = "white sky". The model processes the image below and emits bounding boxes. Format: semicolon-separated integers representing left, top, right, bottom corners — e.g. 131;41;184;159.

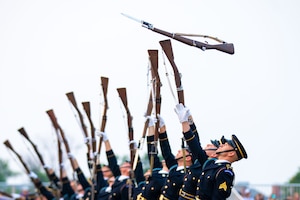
1;0;300;186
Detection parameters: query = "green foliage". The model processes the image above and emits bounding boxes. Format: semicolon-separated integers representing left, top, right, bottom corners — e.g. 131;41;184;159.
289;167;300;183
0;159;18;181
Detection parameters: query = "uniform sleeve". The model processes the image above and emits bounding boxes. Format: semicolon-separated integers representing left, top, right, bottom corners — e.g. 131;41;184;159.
107;149;121;177
212;168;235;199
147;135;162;169
158;131;177;169
76;167;91;189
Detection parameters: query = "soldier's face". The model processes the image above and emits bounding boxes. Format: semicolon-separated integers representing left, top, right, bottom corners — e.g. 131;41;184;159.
204;144;218;158
120;162;131;174
175;149;189;159
102;166;113;178
216;143;234;155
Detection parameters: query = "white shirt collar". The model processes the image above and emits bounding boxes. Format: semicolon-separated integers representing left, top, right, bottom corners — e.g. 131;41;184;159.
215;159;230;164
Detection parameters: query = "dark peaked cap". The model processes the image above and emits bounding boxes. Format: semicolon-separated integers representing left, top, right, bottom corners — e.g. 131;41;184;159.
228;134;248;160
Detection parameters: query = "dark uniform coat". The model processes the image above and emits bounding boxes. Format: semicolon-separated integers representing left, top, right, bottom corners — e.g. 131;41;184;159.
196;159;234;200
158;131;186;200
136;135;168;200
179;123;208;200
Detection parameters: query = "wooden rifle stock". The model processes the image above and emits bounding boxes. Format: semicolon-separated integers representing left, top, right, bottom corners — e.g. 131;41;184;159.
46;109;76;170
159;39;185;105
148;49;161;175
4;140;31;174
81;101;97;200
18;127;53;182
142;20;234;54
148;50;161;141
122;13;234;54
66;92;92;161
82;102;96;155
117;87;134;166
98;76;109;156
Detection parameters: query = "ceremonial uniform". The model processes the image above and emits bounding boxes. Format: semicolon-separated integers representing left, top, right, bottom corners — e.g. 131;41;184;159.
136;135;168;200
196;159;234;200
95;164;110;200
179;122;209;200
158;131;187;200
107;148;145;200
195;135;248;200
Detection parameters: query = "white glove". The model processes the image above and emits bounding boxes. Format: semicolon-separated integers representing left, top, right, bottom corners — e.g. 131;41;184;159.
129;140;137;149
67;152;75;159
157;114;165;128
43;164;50;169
101;131;108;141
83;136;90;144
60;163;64;169
146;115;156;127
29;171;38;179
174;103;190;123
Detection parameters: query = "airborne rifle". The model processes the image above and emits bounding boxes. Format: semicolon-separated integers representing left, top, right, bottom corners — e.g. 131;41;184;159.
121;13;234;55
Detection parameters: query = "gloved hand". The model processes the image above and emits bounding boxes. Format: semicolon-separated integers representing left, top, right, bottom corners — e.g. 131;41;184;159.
83;136;90;144
146;115;156;127
96;130;108;142
60;163;64;169
29;171;38;179
129;140;137;149
67;152;75;159
157;114;165;128
174;103;190;123
43;164;50;169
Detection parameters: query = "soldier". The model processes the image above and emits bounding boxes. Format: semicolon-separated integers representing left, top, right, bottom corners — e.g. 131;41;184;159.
67;154;93;200
97;131;144;200
155;114;193;200
136;116;169;200
196;135;247;199
174;103;220;199
29;171;55;200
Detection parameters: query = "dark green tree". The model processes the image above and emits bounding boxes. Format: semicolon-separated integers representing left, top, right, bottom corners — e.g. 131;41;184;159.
289;167;300;183
0;158;18;182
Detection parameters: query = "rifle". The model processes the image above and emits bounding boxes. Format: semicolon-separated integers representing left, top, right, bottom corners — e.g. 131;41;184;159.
132;91;153;171
81;101;97;200
18;127;54;184
3;140;37;187
46;109;76;170
66;91;92;167
121;13;234;55
148;49;161;175
160;39;188;171
117;87;135;199
117;87;135;166
97;76;109;158
82;101;96;159
159;39;185;105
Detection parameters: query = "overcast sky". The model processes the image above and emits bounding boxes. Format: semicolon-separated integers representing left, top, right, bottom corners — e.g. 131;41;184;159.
1;0;300;187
